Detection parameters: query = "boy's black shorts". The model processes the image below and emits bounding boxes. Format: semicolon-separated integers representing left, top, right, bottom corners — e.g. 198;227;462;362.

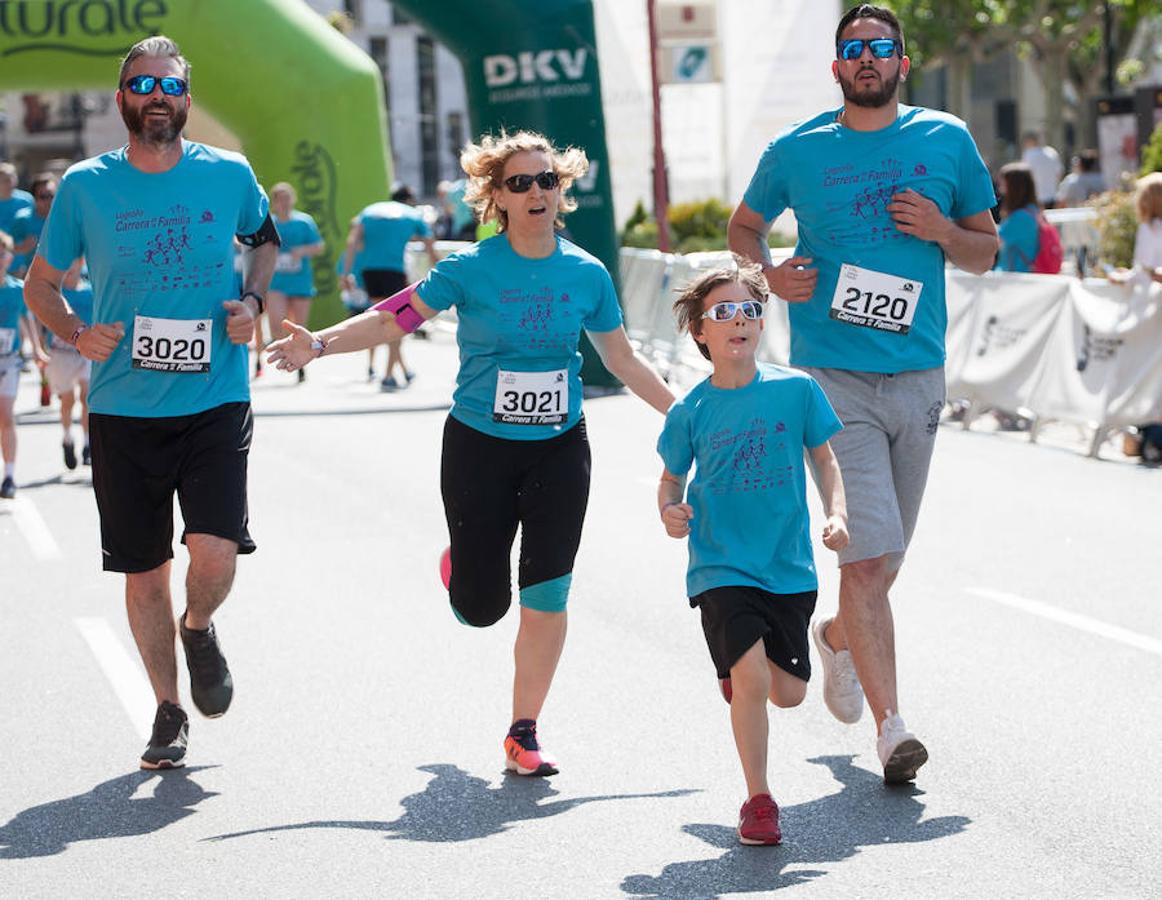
362;268;409;300
692;585;817;681
89;402;256;573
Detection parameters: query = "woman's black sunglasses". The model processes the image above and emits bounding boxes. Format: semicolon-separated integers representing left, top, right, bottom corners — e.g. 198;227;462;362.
503;171;560;193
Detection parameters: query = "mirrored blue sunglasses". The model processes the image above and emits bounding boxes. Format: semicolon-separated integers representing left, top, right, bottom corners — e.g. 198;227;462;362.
122;75;188;97
837;38;902;61
702;300;765;322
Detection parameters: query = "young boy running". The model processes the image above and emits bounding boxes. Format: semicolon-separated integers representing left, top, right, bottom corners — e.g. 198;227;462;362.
657;260;849;846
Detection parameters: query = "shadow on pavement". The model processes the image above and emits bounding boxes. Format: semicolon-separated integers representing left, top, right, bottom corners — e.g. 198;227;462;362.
6;474;91;491
207;762;697;844
0;767;218;859
620;755;971;898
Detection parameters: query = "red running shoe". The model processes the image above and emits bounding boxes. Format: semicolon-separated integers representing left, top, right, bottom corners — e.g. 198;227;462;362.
738;793;782;845
504;722;559;776
719;678;732;704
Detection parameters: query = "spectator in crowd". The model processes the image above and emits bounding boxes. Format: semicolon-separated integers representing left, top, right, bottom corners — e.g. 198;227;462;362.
1107;172;1162;287
0;163;33;236
1107;172;1162;463
1021;131;1063;209
436;179;476;241
10;173;56;278
1055;150;1106;207
994;163;1040;273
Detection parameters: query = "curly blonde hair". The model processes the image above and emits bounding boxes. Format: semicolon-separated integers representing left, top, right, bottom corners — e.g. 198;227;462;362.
673;256;768;361
1136;172;1162;224
459;131;588;234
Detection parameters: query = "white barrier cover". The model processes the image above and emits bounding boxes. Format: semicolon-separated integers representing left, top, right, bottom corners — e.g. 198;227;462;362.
624;248;1162;434
1031;279;1162;426
951;272;1068;412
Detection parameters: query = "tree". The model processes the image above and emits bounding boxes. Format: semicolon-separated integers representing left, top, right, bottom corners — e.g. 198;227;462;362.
898;1;1147;153
1066;0;1151;150
894;0;1010;121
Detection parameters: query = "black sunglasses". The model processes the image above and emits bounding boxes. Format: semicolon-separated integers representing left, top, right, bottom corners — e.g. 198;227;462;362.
122;75;188;97
503;171;560;193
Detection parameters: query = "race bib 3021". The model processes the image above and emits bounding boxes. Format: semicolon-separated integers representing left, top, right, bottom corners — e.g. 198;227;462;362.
493;368;568;425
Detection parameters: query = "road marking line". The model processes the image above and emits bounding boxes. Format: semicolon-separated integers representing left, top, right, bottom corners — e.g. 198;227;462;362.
11;497;62;561
966;587;1162;658
74;617;155;740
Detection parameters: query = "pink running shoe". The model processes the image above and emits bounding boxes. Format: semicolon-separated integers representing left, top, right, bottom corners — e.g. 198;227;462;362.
439;546;451;590
504;721;559;776
738;793;782;845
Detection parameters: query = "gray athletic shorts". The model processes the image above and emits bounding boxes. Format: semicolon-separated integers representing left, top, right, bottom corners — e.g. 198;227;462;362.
802;366;945;569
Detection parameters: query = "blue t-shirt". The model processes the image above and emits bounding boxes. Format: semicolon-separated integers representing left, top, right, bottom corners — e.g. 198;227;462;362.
657;364;842;598
49;281;95;351
418;234;624;441
359;201;431;272
271;210;323;297
996;207;1038;273
0;189;33;235
38;141;269;417
0;274;26;359
10;207;45;273
743;105;996;374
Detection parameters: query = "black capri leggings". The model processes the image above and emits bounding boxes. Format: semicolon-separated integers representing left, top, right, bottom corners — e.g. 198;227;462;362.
440;414;591;627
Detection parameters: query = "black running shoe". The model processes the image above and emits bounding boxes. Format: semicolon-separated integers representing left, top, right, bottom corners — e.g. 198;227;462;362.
0;476;15;499
180;612;234;718
63;441;77;470
140;701;189;770
82;444;91;466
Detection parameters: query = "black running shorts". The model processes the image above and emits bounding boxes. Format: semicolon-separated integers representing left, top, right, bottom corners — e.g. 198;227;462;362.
440;414;591;627
89;402;256;573
362;268;409;301
692;585;816;681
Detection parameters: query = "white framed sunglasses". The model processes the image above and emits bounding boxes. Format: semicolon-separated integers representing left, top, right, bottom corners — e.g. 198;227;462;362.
702;300;765;322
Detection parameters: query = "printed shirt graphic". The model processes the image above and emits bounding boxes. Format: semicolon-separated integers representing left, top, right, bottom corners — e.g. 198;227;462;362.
996;207;1038;273
657;365;842;597
0;189;33;235
271;210;323;297
38;142;269;418
0;274;26;358
49;281;95;351
418;234;623;441
358;201;431;273
743;105;996;373
10;207;45;272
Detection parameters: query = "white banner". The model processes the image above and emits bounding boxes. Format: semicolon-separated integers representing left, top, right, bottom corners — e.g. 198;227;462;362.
622;248;1162;442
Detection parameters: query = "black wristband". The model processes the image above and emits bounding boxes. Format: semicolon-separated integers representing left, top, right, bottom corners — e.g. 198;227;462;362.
240;290;265;314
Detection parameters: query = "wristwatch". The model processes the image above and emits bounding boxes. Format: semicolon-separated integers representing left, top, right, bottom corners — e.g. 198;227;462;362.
309;334;327;357
240;290;265;314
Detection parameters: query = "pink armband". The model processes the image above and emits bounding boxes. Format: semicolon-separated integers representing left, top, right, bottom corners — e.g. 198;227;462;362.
372;281;425;334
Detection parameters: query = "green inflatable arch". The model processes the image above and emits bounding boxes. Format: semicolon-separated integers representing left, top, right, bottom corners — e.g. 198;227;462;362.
0;0;620;381
0;0;390;324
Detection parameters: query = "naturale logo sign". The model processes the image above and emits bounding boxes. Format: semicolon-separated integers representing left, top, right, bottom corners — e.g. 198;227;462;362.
0;0;167;55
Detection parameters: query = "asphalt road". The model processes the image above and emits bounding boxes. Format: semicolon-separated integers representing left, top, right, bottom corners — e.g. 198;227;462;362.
1;334;1158;899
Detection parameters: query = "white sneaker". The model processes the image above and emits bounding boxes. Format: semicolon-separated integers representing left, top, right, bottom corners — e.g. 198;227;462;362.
877;711;928;784
811;617;864;723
